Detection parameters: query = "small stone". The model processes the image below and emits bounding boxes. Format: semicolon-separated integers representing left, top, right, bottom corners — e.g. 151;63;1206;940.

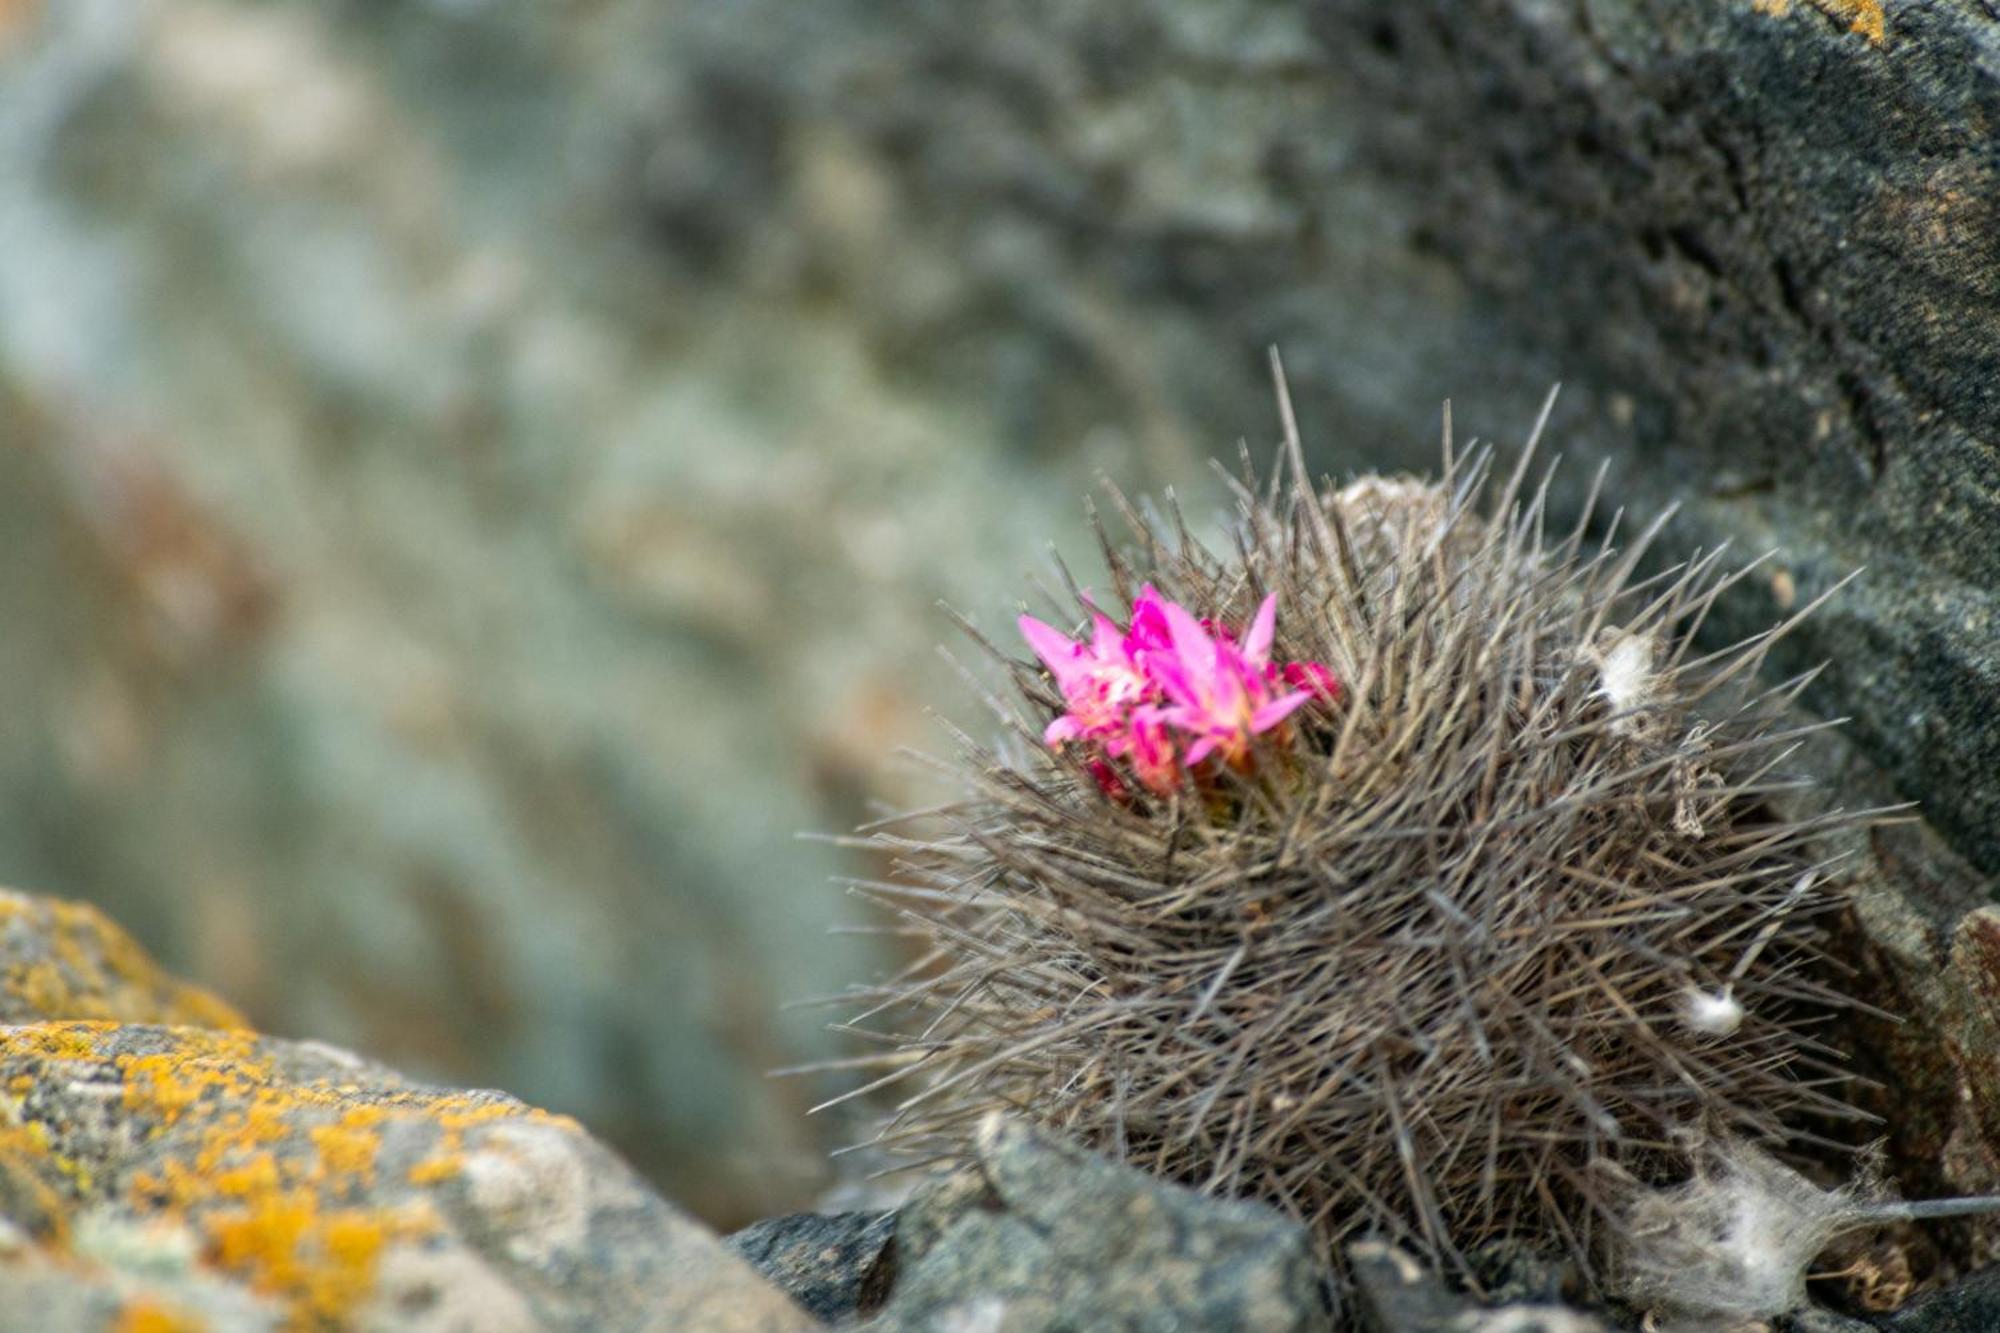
1351;1242;1606;1333
1878;1264;2000;1331
728;1209;896;1322
861;1116;1330;1332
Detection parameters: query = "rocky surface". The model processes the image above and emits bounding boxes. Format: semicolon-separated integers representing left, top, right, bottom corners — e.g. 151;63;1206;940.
1879;1265;2000;1333
728;1209;895;1325
0;888;816;1331
0;888;247;1030
0;0;1995;1237
1350;1242;1604;1333
860;1116;1331;1332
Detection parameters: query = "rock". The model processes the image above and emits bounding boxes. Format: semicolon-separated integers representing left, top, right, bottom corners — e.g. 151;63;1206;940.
0;888;246;1029
1350;1243;1606;1333
728;1210;896;1323
1879;1265;2000;1332
0;889;817;1332
861;1116;1331;1332
0;1023;819;1331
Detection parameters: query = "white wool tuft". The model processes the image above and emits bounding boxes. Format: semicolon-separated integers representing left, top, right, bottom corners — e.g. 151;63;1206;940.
1680;986;1746;1037
1581;628;1660;736
1612;1140;1883;1329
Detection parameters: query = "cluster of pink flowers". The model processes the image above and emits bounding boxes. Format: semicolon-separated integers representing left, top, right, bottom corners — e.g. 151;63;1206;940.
1019;586;1339;797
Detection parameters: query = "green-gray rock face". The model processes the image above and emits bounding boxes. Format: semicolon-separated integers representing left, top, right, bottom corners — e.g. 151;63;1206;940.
863;1117;1332;1332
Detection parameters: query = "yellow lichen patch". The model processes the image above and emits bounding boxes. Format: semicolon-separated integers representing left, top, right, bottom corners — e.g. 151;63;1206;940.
117;1030;272;1126
13;1021;109;1061
4;1026;584;1328
0;1119;72;1240
211;1152;283;1200
1751;0;1887;45
114;1299;208;1333
205;1188;435;1327
0;890;247;1030
404;1155;461;1187
308;1110;382;1190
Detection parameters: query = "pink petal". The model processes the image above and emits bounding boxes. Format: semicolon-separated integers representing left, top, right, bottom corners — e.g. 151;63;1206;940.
1183;736;1217;767
1142;648;1193;706
1243;593;1278;663
1043;715;1083;746
1211;639;1255;713
1128;585;1172;647
1161;600;1219;688
1089;612;1126;661
1249;690;1312;733
1019;615;1085;687
1283;661;1340;700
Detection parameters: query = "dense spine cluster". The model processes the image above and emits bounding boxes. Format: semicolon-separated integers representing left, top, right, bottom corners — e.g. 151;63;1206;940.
833;378;1869;1305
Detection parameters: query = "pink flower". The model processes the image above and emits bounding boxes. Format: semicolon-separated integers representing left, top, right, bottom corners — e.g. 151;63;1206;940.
1124;585;1174;654
1017;609;1152;747
1119;705;1182;796
1281;660;1341;701
1020;587;1338;796
1147;595;1311;767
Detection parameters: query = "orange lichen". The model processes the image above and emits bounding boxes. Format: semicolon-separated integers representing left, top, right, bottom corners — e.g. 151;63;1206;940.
3;1024;583;1328
0;1119;72;1240
114;1300;208;1333
118;1031;270;1127
0;891;247;1030
206;1189;433;1326
15;1021;107;1060
308;1111;382;1190
1750;0;1887;45
404;1155;461;1186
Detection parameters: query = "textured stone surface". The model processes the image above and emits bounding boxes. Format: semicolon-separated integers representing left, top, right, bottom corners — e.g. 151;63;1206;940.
0;887;246;1029
1;0;1996;1231
1351;1243;1605;1333
861;1116;1331;1332
1881;1265;2000;1333
729;1209;895;1324
0;890;816;1332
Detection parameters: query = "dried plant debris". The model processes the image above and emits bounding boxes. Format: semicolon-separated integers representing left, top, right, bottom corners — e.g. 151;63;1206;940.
823;366;1890;1311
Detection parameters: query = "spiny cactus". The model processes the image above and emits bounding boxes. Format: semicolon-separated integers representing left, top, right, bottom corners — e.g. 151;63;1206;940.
832;370;1874;1306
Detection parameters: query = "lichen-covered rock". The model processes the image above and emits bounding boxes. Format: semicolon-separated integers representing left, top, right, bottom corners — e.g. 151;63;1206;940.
0;886;814;1331
0;1022;818;1331
861;1117;1330;1333
0;888;245;1030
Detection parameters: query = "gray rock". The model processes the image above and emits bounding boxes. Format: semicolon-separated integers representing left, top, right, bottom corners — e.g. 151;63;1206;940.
1350;1243;1606;1333
0;1012;817;1330
0;886;246;1029
1879;1265;2000;1332
861;1116;1331;1332
729;1210;896;1323
0;883;823;1330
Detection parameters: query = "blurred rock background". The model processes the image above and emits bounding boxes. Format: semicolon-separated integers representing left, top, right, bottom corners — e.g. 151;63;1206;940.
0;0;1992;1231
